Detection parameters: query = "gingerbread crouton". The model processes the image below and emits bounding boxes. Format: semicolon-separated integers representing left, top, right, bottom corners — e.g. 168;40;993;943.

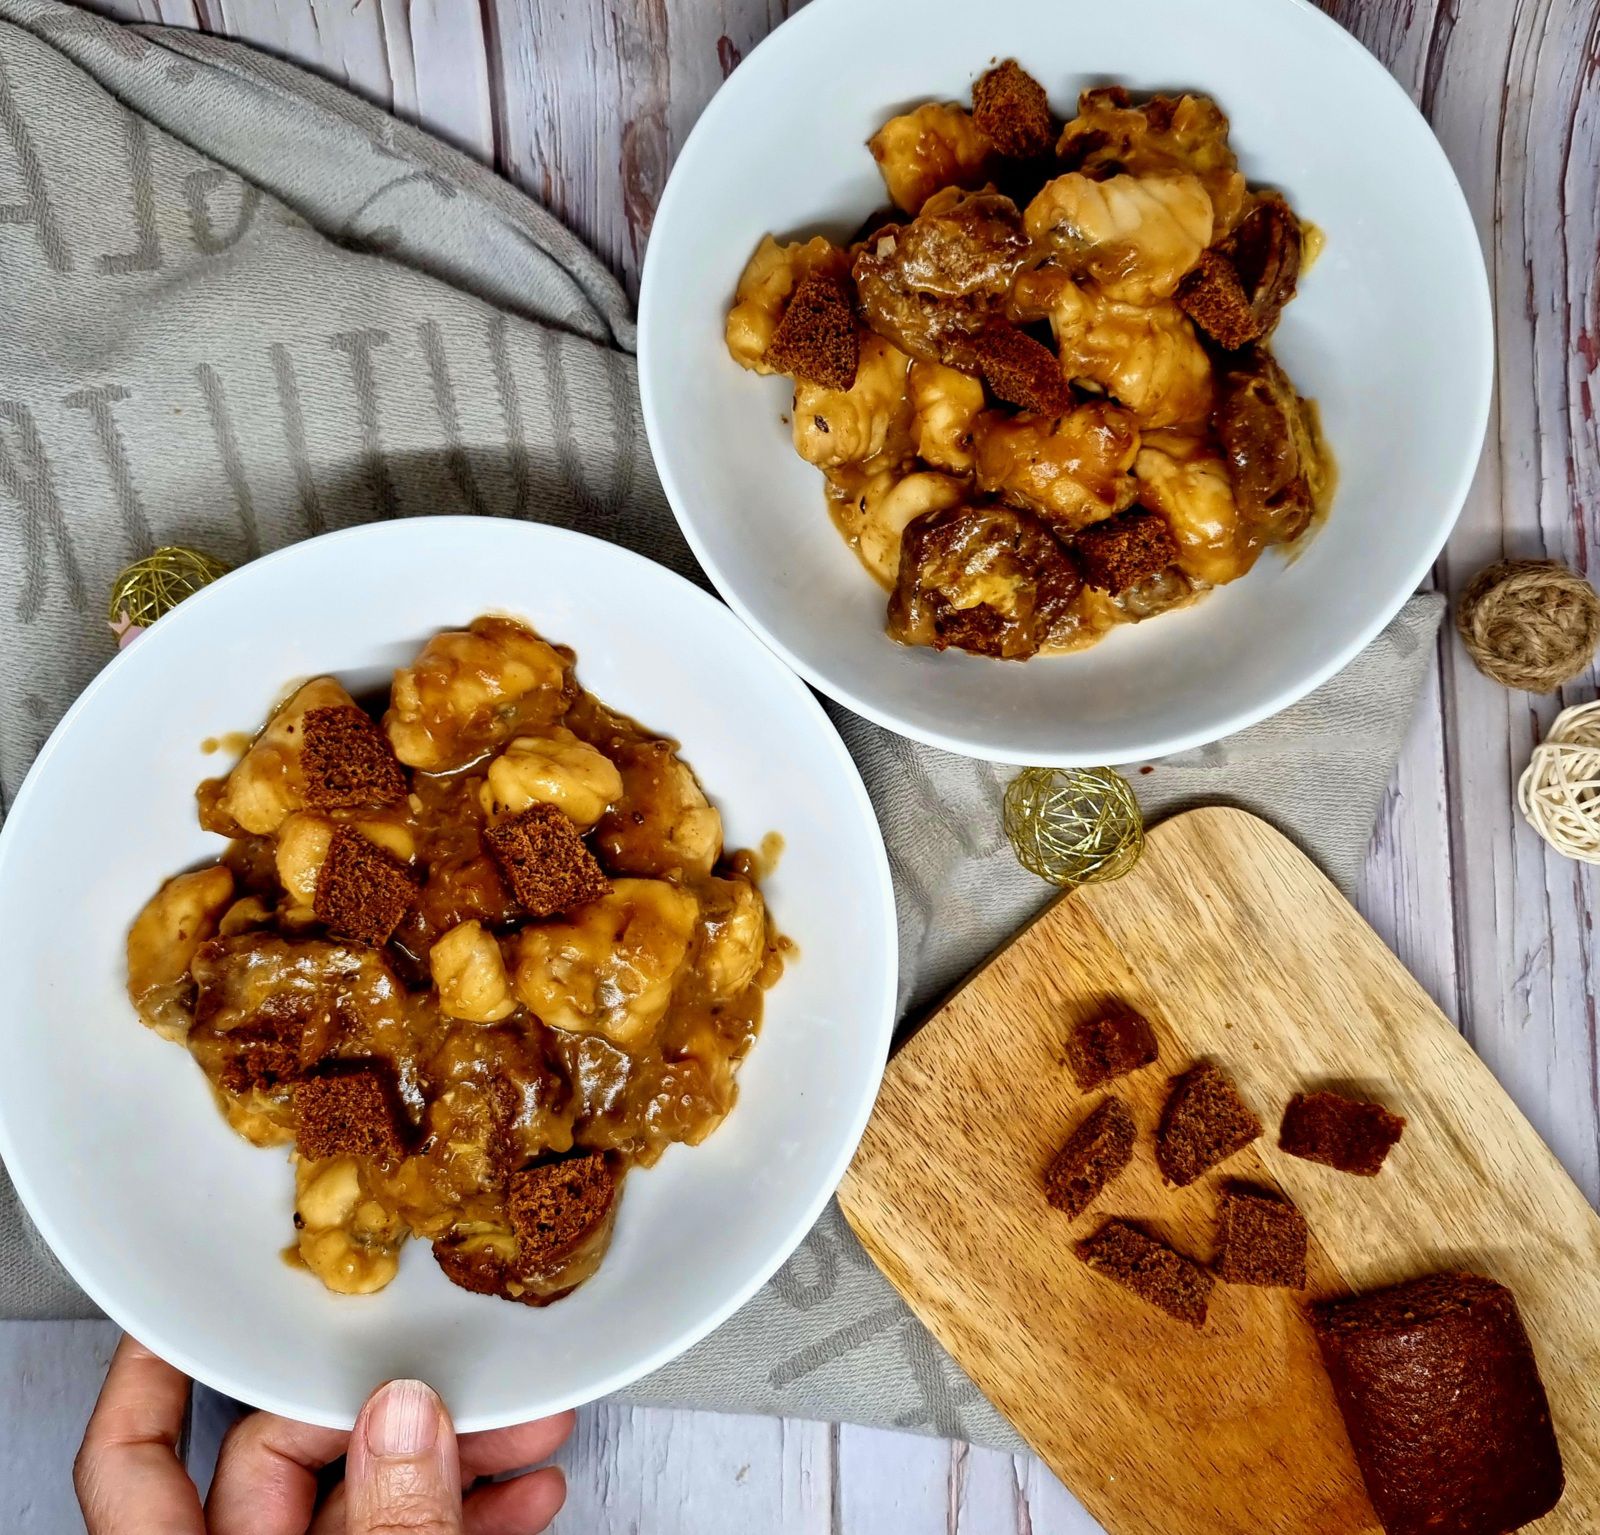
970;323;1073;416
1075;508;1180;594
765;274;860;390
1044;1096;1135;1219
217;1007;306;1096
1280;1089;1406;1176
1156;1060;1262;1187
313;825;418;945
485;803;608;918
301;705;407;809
1066;1009;1159;1091
296;1060;406;1162
972;60;1054;160
1078;1219;1214;1327
509;1150;618;1267
431;1234;518;1301
1215;1184;1308;1289
1177;191;1302;350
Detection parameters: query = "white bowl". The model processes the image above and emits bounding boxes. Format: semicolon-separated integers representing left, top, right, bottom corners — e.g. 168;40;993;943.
0;519;896;1430
638;0;1492;764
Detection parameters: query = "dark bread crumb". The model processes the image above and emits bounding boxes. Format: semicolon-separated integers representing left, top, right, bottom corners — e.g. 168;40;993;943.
1066;1009;1159;1091
1280;1089;1406;1176
1177;192;1301;350
972;60;1054;160
313;826;419;946
484;803;608;918
1075;508;1180;594
218;1008;305;1095
301;705;407;808
1044;1096;1135;1219
970;323;1073;415
296;1060;406;1161
1215;1184;1308;1288
1078;1219;1213;1327
1156;1060;1262;1186
1174;250;1259;350
766;274;860;389
1311;1273;1564;1535
431;1236;518;1299
508;1151;617;1267
430;1232;562;1307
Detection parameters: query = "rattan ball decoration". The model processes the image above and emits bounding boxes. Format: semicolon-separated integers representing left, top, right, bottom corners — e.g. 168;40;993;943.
107;545;230;645
1455;559;1600;692
1517;699;1600;864
1003;766;1145;887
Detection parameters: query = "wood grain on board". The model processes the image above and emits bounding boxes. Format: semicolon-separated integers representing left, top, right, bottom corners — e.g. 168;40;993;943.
840;807;1600;1535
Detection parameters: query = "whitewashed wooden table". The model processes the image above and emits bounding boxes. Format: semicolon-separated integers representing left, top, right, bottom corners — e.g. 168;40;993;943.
3;0;1597;1530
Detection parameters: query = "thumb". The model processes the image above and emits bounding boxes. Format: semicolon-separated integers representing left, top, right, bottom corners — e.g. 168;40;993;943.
345;1379;463;1535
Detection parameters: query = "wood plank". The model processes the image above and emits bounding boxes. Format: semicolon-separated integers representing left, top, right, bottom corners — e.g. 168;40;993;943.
0;1320;118;1535
195;0;394;106
378;0;494;160
550;1404;834;1534
840;807;1600;1535
483;0;803;296
1354;657;1460;1026
1420;0;1600;1210
836;1423;950;1532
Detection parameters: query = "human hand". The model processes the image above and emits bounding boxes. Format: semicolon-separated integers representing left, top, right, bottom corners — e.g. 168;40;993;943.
75;1334;572;1534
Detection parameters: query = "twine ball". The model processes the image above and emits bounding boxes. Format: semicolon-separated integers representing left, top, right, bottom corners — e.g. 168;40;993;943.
1517;699;1600;864
1455;559;1600;692
107;545;230;644
1003;766;1145;887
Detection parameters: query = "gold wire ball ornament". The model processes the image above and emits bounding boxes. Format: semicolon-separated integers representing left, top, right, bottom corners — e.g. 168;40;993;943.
107;545;231;643
1003;766;1145;887
1517;699;1600;864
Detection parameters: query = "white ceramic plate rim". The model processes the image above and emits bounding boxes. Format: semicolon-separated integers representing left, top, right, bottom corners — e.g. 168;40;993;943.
638;0;1493;765
0;518;899;1429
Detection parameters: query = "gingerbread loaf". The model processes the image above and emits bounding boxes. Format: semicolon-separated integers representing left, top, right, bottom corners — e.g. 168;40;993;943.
1311;1272;1563;1535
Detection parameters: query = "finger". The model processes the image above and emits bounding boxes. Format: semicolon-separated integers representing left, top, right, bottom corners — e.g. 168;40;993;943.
204;1410;348;1535
74;1336;204;1535
345;1378;464;1535
458;1412;576;1479
464;1469;568;1535
310;1465;568;1535
307;1482;347;1535
312;1416;574;1535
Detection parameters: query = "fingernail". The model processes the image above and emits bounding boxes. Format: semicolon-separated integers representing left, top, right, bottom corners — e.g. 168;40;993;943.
365;1379;440;1458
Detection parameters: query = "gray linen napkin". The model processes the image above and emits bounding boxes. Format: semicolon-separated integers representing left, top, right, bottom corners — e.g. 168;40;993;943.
0;0;1444;1452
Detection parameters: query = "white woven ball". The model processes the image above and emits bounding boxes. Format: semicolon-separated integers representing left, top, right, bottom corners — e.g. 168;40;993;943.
1518;699;1600;863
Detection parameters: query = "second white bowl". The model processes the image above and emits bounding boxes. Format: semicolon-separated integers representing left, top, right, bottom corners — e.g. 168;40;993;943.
639;0;1491;764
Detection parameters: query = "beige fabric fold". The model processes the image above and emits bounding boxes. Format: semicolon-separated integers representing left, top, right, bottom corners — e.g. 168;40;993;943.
0;0;1443;1451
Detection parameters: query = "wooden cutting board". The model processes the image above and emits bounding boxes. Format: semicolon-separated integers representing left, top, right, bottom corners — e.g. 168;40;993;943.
838;807;1600;1535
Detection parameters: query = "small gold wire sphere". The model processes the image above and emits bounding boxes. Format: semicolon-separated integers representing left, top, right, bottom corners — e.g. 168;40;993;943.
107;545;231;629
1003;766;1145;887
1517;700;1600;864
